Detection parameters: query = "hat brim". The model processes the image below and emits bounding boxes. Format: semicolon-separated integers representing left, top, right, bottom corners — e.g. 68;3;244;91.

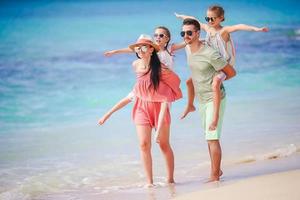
129;42;160;52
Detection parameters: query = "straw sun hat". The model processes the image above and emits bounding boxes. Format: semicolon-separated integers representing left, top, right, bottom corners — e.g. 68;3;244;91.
129;34;160;52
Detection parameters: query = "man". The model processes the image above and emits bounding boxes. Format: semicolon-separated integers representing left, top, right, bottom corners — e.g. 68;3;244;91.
181;18;236;182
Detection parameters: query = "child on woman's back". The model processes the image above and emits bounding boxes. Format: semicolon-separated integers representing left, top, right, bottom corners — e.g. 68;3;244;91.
99;27;185;142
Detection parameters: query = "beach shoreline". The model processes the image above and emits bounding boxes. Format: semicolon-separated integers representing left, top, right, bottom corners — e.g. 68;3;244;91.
92;153;300;200
175;169;300;200
0;1;299;200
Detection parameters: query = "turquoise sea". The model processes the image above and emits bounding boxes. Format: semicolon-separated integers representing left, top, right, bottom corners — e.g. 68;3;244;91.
0;0;300;199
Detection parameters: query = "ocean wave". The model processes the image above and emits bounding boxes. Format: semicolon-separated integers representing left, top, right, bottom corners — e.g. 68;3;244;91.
97;178;176;195
235;144;299;164
0;189;30;200
0;179;58;200
294;29;300;40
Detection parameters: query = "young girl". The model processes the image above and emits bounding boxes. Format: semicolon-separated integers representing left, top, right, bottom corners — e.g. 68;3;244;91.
100;34;182;186
175;4;269;130
99;26;186;140
103;26;185;69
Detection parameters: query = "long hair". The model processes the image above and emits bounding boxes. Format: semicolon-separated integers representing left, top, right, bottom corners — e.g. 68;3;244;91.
155;26;173;56
147;49;161;91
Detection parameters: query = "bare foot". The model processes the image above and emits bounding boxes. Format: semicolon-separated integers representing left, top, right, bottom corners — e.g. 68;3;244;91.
205;176;220;183
180;105;196;119
144;183;155;188
219;170;223;177
167;179;175;184
98;117;106;125
205;170;223;183
98;113;110;125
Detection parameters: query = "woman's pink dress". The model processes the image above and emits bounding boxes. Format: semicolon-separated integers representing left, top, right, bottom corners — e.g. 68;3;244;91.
132;69;182;128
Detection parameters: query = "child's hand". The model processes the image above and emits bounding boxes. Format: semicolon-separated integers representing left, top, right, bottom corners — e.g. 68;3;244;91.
259;27;269;32
209;116;219;131
103;51;114;57
209;120;218;131
174;12;182;19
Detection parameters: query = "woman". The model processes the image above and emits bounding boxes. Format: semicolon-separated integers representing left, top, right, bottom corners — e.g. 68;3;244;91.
101;34;182;186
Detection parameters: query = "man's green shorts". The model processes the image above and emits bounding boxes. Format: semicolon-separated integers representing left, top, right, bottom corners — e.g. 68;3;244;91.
199;97;226;140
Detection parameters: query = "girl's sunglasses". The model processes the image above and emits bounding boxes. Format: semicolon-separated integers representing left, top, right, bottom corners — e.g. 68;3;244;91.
205;17;217;22
154;33;165;38
180;30;194;37
134;45;148;53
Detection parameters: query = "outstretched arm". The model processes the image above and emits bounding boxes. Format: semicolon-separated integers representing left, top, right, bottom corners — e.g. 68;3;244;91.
174;12;208;32
98;95;132;125
224;24;269;33
103;47;133;57
170;41;186;52
175;12;198;21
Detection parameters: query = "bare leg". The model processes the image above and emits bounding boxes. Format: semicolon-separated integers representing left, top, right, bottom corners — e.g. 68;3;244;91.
181;78;196;119
98;113;111;125
157;123;175;183
207;143;223;179
209;76;222;131
98;96;131;125
207;140;222;182
136;125;153;185
207;143;213;176
155;102;168;143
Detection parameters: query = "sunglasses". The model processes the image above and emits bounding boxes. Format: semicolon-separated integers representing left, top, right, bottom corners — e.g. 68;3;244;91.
180;30;195;37
134;45;148;53
205;17;217;22
154;33;165;38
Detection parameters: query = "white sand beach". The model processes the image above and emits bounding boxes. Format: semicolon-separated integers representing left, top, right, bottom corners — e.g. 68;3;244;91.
175;169;300;200
1;1;300;200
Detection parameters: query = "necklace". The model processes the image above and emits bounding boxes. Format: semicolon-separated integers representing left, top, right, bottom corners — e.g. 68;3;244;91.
142;65;150;71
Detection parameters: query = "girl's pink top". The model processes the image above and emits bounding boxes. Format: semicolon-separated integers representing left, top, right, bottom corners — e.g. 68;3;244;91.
133;69;182;102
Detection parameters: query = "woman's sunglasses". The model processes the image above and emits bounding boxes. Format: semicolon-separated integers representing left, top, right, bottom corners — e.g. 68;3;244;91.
205;17;217;22
180;30;194;37
154;33;165;38
134;45;148;53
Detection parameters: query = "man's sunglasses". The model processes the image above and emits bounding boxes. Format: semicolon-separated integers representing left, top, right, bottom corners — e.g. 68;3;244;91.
134;45;148;53
154;33;165;38
180;30;195;37
205;17;217;22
